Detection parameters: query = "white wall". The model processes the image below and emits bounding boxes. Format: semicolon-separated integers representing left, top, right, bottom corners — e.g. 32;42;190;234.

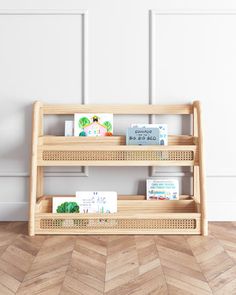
0;0;236;221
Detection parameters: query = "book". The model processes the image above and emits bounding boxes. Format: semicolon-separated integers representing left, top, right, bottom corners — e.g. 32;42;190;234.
65;120;74;136
53;192;117;214
131;124;168;145
126;127;159;145
76;191;117;213
53;196;79;213
146;179;179;200
74;113;113;136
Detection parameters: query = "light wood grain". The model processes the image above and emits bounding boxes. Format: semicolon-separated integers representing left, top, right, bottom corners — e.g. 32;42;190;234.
38;143;197;151
194;101;207;235
0;222;235;294
40;134;196;145
42;103;193;115
29;101;42;236
29;101;207;236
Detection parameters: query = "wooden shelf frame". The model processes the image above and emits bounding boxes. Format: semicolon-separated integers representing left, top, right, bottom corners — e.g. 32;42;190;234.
29;101;207;236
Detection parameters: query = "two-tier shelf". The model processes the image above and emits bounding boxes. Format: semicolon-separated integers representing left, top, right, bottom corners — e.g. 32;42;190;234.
29;101;207;236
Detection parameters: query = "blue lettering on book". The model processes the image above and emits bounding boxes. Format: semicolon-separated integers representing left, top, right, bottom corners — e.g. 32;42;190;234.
126;128;159;145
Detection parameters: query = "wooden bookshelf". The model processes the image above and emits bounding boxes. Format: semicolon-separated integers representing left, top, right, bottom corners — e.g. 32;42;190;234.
29;101;207;236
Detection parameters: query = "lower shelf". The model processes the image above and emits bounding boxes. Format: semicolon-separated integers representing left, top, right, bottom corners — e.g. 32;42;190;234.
35;195;201;235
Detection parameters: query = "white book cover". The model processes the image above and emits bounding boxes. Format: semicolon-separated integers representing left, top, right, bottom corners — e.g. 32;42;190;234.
76;191;117;213
146;179;179;200
131;123;168;145
74;113;113;137
65;120;74;136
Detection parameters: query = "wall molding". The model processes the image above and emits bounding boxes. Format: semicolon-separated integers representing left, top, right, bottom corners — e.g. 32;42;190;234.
149;9;236;103
149;10;236;177
0;9;89;177
0;168;89;177
0;172;235;178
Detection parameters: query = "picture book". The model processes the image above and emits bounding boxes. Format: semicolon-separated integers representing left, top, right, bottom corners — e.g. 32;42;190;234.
146;179;179;200
74;113;113;136
75;191;117;213
53;196;79;213
126;127;159;145
131;124;168;145
65;120;74;136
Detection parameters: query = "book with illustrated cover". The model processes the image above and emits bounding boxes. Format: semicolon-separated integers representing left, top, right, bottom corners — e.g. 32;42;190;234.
53;196;79;213
131;124;168;145
146;179;179;200
75;191;117;213
74;113;113;136
53;192;117;214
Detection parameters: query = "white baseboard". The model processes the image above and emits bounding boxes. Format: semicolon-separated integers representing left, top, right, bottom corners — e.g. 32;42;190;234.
207;202;236;221
0;202;28;221
0;202;235;221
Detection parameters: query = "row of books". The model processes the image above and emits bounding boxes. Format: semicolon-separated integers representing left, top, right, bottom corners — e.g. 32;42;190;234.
64;113;168;145
53;179;179;214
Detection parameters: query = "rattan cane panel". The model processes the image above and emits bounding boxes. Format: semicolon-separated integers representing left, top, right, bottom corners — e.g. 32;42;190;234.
40;218;196;230
42;150;194;162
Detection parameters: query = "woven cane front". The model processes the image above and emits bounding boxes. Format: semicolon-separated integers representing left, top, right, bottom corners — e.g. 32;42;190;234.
39;218;196;230
42;150;194;162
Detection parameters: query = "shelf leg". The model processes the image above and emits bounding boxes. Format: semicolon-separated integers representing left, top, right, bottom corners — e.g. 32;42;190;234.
193;166;200;205
29;166;37;236
37;167;44;198
28;101;42;236
194;101;208;236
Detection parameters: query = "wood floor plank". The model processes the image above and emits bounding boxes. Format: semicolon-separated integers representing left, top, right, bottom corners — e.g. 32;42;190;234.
0;232;18;257
105;236;139;293
156;236;212;294
0;270;21;293
65;266;105;293
156;236;193;256
0;282;15;295
61;236;107;295
62;275;103;295
17;266;67;295
209;264;236;294
165;275;211;295
104;236;168;294
187;235;235;282
0;222;234;294
136;236;159;267
167;284;194;295
135;236;161;276
163;266;212;293
213;278;236;295
0;223;26;258
0;258;26;282
209;222;236;262
160;257;206;281
105;267;168;295
156;244;201;272
17;236;75;295
0;232;45;294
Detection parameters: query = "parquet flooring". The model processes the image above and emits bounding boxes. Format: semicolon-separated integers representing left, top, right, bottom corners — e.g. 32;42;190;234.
0;222;236;294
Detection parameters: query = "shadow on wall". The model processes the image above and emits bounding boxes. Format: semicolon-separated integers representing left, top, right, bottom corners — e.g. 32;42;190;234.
182;114;191;134
137;179;146;195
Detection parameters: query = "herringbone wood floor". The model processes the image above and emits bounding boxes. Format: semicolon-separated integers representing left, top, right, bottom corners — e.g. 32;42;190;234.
0;222;236;294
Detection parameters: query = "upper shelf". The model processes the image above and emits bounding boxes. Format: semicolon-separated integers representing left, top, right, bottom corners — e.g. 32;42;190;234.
36;135;199;167
39;135;197;145
42;104;193;115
